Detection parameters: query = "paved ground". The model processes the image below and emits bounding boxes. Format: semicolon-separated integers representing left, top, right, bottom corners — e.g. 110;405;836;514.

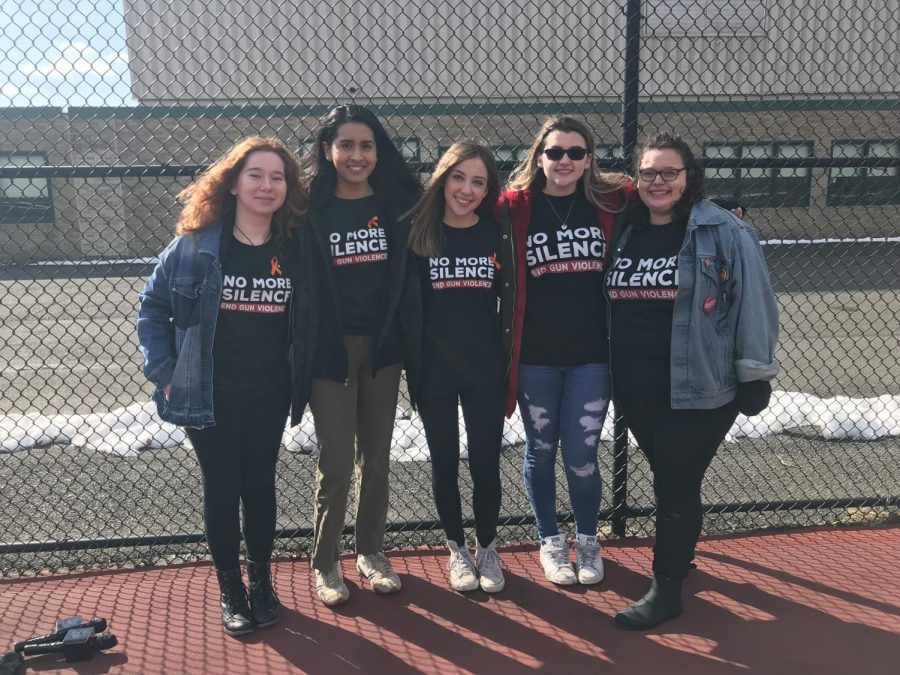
1;525;898;674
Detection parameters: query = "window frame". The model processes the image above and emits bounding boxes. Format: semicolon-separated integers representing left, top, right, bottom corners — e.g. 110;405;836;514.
702;140;813;208
0;151;54;225
827;139;900;207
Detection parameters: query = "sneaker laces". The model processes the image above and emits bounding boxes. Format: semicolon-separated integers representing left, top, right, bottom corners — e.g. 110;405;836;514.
545;542;570;570
576;539;600;569
478;547;502;577
365;553;393;575
450;549;475;577
320;566;343;587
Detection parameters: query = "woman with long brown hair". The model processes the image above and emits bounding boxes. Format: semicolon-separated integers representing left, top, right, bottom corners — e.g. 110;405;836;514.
137;136;316;635
500;116;629;587
405;141;513;593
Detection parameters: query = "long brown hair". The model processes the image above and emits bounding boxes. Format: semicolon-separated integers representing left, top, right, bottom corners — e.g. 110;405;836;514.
176;136;307;238
506;116;628;210
407;141;500;258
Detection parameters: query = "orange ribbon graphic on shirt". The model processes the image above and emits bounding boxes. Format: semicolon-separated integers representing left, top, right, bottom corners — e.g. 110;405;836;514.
367;216;379;228
271;257;283;276
490;252;502;270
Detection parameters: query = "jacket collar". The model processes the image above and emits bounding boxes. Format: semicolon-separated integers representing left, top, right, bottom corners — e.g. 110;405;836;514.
194;219;225;255
687;199;729;231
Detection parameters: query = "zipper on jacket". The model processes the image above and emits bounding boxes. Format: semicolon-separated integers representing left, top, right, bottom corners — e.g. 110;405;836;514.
503;208;517;382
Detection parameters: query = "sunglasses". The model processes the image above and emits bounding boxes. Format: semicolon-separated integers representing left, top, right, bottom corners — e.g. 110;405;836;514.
542;146;589;161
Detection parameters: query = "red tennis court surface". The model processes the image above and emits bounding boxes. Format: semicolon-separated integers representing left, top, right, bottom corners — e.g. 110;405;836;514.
2;525;898;674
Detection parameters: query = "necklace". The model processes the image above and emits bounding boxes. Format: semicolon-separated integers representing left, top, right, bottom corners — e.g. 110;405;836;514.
233;223;272;246
544;193;577;230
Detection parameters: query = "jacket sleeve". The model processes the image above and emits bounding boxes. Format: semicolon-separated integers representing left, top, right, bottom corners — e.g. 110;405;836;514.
730;222;780;382
136;243;177;387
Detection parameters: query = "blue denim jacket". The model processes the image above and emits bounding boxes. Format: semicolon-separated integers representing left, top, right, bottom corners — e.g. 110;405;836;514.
610;200;780;409
137;224;224;427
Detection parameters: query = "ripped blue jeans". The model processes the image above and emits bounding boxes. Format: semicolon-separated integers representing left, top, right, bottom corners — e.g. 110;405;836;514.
517;363;611;540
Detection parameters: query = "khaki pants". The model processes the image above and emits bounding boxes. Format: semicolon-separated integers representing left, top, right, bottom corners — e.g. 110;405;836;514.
310;335;401;572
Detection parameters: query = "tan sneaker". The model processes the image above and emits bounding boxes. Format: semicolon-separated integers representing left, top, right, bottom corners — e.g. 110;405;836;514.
356;553;402;594
314;563;349;606
447;540;479;592
475;540;506;593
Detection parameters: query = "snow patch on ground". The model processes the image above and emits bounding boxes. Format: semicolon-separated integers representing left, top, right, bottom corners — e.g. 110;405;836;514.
1;391;899;460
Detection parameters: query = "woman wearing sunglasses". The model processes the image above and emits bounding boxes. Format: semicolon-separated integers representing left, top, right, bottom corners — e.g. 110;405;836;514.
499;116;629;586
608;132;779;629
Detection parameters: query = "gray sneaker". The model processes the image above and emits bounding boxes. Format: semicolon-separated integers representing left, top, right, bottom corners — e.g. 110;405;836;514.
447;540;479;592
475;540;506;593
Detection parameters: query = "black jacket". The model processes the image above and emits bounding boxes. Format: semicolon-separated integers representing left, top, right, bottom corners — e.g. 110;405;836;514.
284;222;319;426
308;191;418;382
403;214;517;408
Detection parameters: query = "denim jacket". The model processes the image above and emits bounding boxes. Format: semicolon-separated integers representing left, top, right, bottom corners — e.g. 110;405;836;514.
136;220;316;427
609;200;780;409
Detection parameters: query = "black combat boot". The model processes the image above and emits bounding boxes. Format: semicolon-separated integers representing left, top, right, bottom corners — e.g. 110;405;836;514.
216;568;255;636
614;574;684;630
247;559;281;628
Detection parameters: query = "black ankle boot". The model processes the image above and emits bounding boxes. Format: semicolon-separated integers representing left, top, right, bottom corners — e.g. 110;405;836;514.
216;569;255;636
247;559;281;628
614;575;683;630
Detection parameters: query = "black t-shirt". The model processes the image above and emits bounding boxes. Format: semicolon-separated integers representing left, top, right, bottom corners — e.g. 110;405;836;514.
607;216;687;400
521;191;609;366
419;218;504;395
213;231;293;397
321;195;390;335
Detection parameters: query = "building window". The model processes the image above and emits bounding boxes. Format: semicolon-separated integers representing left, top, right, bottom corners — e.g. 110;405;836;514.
1;152;53;224
703;142;812;208
828;140;899;206
394;138;421;162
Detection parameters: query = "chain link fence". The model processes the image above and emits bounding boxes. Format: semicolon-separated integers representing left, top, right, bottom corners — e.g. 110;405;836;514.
1;0;898;575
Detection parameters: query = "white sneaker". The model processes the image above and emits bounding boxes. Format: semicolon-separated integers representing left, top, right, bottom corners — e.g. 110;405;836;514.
447;540;479;592
573;533;605;585
540;534;577;585
475;540;506;593
356;552;402;594
315;563;350;606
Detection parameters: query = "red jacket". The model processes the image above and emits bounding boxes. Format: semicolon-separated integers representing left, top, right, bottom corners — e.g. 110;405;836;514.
495;186;628;417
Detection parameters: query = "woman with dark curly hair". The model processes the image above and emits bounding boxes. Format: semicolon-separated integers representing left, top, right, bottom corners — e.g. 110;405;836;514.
137;137;315;635
608;132;779;629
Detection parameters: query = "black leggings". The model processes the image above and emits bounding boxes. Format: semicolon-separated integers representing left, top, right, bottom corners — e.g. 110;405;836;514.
417;384;505;548
186;389;291;571
617;397;738;579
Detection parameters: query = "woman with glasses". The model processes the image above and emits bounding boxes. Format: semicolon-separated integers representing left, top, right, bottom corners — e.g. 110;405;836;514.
300;105;422;606
608;132;779;629
499;116;629;586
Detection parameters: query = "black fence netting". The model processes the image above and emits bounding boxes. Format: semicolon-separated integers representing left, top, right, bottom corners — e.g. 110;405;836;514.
0;0;898;575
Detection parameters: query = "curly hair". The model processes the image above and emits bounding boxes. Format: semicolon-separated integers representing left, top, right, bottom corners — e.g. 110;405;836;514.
407;140;501;258
506;115;628;210
175;136;307;239
630;132;704;225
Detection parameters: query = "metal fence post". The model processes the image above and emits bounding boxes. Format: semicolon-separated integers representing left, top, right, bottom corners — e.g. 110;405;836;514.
621;0;642;166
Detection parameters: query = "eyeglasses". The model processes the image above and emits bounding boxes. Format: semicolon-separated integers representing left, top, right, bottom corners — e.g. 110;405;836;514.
638;168;686;182
542;146;589;161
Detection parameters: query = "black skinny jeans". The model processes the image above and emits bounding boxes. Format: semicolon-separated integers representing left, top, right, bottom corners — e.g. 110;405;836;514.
186;389;291;572
417;384;505;548
617;396;738;580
